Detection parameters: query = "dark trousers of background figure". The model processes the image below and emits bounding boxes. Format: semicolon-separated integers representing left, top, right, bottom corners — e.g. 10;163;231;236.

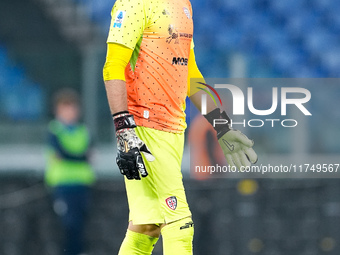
53;185;91;255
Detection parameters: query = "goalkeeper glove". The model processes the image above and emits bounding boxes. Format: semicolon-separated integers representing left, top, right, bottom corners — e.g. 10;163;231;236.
113;111;155;180
204;108;258;170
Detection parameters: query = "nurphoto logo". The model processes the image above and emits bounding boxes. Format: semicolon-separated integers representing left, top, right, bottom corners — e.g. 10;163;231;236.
198;83;312;128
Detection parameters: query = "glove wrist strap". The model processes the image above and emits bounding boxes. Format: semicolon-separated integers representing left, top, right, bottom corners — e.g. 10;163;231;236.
113;112;137;131
204;108;231;139
112;111;129;118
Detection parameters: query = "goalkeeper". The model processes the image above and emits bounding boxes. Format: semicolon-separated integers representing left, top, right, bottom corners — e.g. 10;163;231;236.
103;0;257;254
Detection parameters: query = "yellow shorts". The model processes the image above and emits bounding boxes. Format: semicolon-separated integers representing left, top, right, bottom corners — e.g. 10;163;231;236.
124;126;191;225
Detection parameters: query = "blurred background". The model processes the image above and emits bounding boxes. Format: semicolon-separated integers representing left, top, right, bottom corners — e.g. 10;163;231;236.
0;0;340;254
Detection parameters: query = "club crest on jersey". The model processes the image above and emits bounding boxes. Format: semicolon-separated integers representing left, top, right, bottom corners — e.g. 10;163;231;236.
165;196;177;210
166;25;179;44
183;7;191;19
113;10;126;28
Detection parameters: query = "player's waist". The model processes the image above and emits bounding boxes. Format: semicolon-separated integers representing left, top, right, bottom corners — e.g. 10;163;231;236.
130;107;186;133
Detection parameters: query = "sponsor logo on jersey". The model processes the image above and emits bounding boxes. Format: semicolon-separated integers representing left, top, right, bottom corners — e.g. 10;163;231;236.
172;57;188;66
183;7;191;19
166;25;193;44
179;33;193;39
113;10;126;28
165;196;177;210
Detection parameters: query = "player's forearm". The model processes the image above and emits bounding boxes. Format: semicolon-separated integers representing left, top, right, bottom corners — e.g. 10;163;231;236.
104;79;128;114
190;89;217;115
187;48;217;115
103;43;133;114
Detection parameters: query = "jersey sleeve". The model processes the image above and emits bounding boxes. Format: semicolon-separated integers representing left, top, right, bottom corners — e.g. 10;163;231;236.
103;43;133;81
187;48;205;96
107;0;148;50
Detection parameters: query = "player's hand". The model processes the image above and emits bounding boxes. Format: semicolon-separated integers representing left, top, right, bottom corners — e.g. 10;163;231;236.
113;112;155;180
218;129;257;170
204;108;258;170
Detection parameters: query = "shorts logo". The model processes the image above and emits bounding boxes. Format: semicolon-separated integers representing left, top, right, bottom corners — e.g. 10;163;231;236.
113;10;126;28
165;196;177;210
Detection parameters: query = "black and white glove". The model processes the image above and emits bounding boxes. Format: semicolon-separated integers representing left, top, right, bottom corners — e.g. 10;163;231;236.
204;108;258;170
113;111;155;180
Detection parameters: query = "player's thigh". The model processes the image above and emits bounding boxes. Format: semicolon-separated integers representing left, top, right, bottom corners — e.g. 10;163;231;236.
124;170;163;224
136;127;191;223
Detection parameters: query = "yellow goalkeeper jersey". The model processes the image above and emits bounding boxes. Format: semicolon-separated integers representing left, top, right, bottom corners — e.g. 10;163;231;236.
107;0;194;133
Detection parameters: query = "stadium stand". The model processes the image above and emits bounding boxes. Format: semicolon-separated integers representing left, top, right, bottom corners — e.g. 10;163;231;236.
70;0;340;77
0;44;43;121
0;0;83;123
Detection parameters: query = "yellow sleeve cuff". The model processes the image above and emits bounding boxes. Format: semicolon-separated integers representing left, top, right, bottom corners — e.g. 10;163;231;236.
103;43;133;81
187;48;205;96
